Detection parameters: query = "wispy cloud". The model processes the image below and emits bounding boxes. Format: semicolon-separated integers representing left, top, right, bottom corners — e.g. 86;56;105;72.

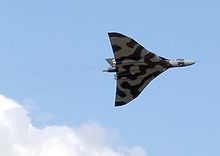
0;95;147;156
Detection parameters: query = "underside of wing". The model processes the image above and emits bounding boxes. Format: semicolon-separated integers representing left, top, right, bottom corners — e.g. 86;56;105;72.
115;65;167;106
108;32;168;64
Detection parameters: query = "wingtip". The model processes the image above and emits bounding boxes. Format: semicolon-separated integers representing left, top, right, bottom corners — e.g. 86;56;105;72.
108;32;126;38
115;101;127;107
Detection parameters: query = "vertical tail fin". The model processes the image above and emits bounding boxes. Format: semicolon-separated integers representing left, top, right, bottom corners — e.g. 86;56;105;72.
105;58;115;67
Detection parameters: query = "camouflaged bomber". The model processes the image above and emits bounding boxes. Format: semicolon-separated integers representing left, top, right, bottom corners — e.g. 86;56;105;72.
103;32;195;107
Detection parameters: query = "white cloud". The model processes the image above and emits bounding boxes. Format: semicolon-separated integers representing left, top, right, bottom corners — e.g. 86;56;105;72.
0;95;147;156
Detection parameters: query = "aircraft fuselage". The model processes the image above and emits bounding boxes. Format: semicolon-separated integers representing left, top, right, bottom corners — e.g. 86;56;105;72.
103;58;195;73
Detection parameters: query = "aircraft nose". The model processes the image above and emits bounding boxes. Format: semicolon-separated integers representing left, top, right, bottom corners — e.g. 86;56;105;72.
184;60;196;66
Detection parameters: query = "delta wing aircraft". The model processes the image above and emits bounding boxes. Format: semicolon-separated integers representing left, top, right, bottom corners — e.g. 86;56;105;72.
103;32;195;107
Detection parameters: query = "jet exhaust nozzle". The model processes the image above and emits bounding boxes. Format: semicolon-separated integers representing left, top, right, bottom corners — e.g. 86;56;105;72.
103;67;116;72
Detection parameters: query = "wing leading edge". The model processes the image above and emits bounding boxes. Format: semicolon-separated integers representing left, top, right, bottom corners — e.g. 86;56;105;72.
108;32;169;106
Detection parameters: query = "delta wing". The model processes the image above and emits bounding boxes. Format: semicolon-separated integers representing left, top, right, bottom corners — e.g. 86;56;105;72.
108;32;169;106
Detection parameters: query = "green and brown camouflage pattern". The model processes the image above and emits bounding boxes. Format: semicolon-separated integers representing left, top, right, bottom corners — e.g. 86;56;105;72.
106;32;195;106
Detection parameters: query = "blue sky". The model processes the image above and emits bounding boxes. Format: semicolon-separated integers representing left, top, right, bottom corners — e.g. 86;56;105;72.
0;0;220;155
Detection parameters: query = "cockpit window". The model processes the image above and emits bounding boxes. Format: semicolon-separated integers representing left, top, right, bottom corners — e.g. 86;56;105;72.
177;59;184;61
